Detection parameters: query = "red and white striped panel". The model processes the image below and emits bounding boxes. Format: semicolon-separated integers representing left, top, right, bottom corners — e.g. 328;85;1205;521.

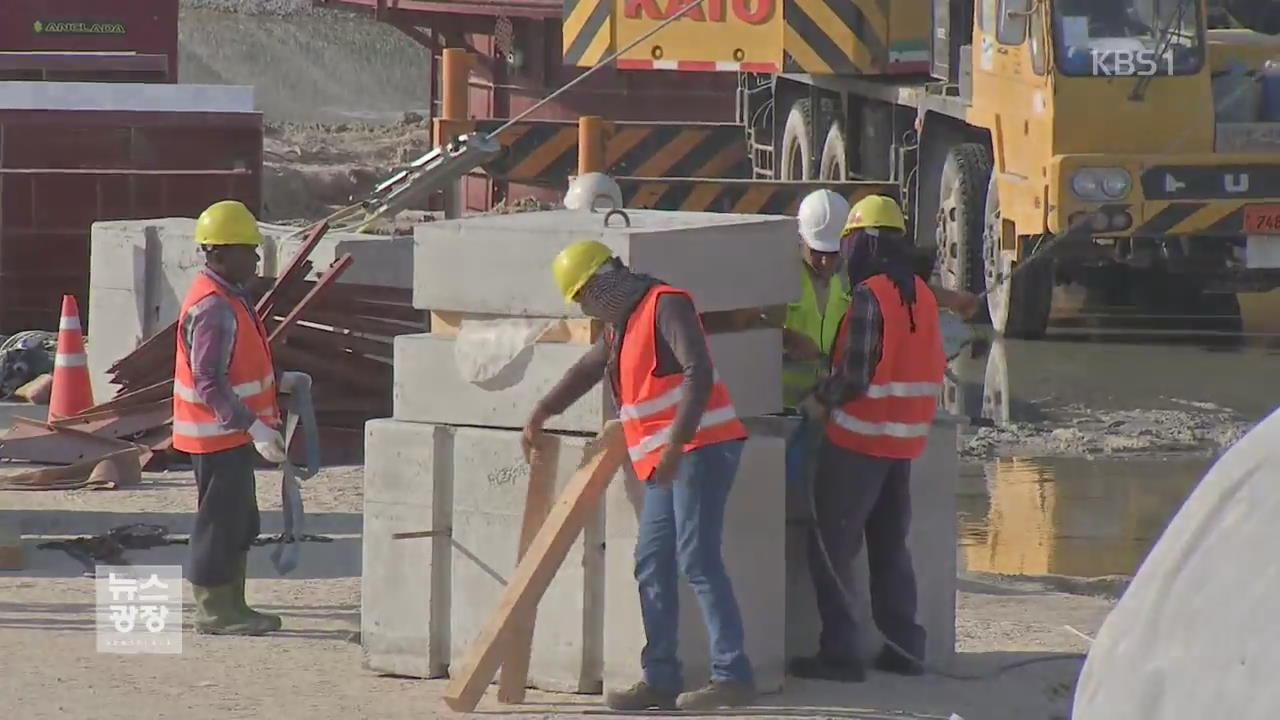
616;59;780;73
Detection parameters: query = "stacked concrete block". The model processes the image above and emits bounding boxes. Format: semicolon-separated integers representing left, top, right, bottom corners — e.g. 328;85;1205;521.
361;419;453;679
364;209;801;694
86;218;411;401
393;328;781;433
783;412;960;670
448;426;608;692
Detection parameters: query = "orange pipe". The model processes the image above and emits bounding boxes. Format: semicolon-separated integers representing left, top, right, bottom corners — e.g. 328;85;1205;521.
441;48;469;122
578;115;605;174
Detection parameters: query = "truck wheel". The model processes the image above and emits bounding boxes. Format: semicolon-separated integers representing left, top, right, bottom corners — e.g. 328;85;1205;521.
819;121;847;180
982;172;1053;339
780;99;813;180
935;143;992;323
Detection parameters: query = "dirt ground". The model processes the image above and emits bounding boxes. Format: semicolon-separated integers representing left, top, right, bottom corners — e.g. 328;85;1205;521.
1;465;1111;720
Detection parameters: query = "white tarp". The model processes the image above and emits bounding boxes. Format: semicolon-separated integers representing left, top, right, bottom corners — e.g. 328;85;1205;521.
1073;405;1279;719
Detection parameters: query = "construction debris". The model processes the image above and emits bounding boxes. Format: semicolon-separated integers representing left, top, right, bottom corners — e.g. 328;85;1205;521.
0;218;422;484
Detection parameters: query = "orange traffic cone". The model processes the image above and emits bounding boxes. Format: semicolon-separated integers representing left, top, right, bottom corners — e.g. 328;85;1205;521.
47;294;94;422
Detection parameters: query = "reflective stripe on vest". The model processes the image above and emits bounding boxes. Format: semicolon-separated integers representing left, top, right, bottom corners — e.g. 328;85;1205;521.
173;272;280;454
617;285;748;479
824;274;945;460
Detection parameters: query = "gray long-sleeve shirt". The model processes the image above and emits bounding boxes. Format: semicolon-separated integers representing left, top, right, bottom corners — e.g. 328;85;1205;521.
178;268;261;432
534;293;712;463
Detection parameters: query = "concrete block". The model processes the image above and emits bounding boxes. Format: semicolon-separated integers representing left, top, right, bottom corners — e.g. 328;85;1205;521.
448;425;609;693
361;419;453;679
784;414;959;669
603;432;787;694
413;210;800;316
393;328;782;432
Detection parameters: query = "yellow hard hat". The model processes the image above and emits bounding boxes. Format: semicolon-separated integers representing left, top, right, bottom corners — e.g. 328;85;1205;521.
843;194;906;234
195;200;263;247
552;240;614;301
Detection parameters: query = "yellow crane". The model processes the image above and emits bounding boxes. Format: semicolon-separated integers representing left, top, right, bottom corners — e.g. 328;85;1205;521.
561;0;1280;338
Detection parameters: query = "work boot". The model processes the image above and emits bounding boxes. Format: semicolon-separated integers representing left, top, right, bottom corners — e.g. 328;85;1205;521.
233;553;282;632
675;680;757;711
191;583;271;636
874;644;925;676
604;681;678;711
788;655;866;683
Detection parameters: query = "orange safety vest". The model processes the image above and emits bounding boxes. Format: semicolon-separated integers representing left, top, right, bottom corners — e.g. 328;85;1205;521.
172;271;280;455
616;285;748;480
825;274;944;459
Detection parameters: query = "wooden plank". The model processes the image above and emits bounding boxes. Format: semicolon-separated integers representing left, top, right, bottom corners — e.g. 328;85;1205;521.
50;399;172;439
81;379;174;416
497;437;561;704
429;307;781;344
256;221;328;318
0;515;21;570
430;311;602;344
268;254;354;345
443;421;625;712
0;417;151;466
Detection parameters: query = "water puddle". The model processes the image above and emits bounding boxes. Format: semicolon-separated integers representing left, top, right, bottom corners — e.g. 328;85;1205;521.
957;455;1209;577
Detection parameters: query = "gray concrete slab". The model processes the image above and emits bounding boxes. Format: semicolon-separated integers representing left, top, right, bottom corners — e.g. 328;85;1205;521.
602;433;788;694
392;328;782;433
784;415;959;670
448;426;608;693
412;209;801;316
360;419;453;679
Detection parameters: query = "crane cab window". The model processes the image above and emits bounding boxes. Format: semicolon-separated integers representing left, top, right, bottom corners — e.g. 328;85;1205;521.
997;0;1031;44
1053;0;1204;76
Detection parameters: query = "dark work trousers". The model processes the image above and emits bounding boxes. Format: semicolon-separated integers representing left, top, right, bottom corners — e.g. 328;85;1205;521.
806;439;926;664
188;444;260;587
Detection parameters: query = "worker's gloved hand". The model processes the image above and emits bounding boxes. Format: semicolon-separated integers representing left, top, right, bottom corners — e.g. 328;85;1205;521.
278;371;312;395
249;419;287;464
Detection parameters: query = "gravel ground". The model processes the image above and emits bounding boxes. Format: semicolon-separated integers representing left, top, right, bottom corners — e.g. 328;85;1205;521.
1;465;1111;720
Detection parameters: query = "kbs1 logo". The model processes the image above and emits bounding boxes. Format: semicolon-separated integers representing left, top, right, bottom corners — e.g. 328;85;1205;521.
1090;49;1175;77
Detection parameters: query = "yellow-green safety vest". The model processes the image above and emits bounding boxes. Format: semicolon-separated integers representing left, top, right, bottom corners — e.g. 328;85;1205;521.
782;267;851;407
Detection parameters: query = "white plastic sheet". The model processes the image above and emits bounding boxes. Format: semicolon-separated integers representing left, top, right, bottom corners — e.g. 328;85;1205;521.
1073;406;1279;719
452;317;556;383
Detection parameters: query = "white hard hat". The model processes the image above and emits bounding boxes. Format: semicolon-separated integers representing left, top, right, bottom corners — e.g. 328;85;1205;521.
564;172;623;211
797;189;850;253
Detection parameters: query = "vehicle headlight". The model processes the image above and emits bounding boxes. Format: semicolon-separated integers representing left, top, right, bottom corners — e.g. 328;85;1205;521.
1071;168;1131;201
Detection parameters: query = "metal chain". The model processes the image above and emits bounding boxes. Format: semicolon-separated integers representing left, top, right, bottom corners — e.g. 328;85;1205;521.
494;14;514;56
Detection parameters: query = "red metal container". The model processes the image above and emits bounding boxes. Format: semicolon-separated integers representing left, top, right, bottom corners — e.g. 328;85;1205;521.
0;108;262;333
0;0;179;82
319;0;737;210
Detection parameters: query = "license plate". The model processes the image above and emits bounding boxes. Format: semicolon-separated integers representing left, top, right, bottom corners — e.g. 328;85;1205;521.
1244;204;1280;234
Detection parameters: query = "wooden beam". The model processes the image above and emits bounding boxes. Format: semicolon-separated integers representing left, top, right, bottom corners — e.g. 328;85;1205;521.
267;254;354;346
497;436;561;704
256;221;329;319
443;421;625;712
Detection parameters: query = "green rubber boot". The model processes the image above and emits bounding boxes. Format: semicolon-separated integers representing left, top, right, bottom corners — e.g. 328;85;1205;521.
233;553;282;632
191;582;271;636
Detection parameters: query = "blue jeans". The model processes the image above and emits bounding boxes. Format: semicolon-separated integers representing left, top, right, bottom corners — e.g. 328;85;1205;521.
634;439;754;691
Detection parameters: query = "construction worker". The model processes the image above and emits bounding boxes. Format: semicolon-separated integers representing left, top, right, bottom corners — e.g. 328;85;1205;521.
789;194;946;683
564;171;623;211
175;199;304;636
781;189;852;409
522;240;756;711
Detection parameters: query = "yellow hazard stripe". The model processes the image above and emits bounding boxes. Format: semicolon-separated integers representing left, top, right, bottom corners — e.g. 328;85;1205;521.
797;0;874;72
783;24;833;74
1168;203;1240;235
